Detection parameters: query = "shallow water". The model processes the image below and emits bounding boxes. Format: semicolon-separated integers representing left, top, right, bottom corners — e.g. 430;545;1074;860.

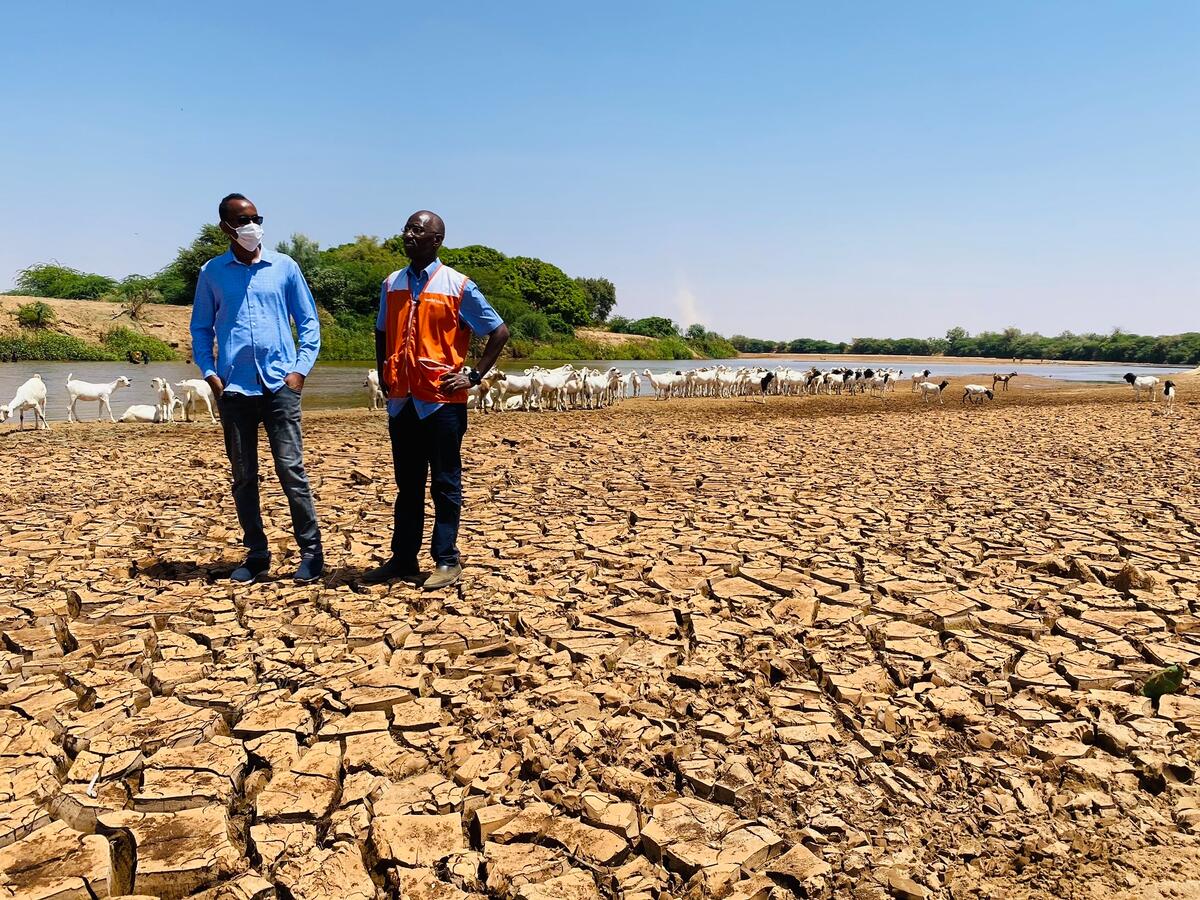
0;358;1188;422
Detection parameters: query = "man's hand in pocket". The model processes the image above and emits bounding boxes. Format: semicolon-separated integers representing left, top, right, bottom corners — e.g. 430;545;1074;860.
285;372;305;393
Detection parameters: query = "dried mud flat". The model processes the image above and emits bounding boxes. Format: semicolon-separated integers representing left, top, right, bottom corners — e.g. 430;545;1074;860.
1;386;1198;900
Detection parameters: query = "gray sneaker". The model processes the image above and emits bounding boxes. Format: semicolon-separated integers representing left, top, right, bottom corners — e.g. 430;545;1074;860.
422;563;462;591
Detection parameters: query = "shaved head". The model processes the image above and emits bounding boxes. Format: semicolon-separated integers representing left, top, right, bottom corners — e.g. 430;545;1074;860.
409;210;445;236
401;210;446;269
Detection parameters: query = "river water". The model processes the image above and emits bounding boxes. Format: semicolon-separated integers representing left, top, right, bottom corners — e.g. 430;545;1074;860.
0;358;1189;423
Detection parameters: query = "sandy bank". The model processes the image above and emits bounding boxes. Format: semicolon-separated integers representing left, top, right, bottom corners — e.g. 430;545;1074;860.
0;294;193;350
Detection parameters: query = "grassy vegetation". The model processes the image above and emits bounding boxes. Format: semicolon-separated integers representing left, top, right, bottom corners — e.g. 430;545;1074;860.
0;327;179;362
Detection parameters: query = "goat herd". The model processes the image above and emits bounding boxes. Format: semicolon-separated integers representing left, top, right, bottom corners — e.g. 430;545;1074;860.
0;373;217;430
0;365;1180;431
364;364;1177;412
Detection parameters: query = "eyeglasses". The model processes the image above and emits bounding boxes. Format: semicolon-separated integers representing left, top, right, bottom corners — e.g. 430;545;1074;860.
228;215;264;226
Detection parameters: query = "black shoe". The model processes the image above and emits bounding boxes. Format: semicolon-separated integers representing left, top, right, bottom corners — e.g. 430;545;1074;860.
294;555;325;584
359;558;423;586
231;555;271;584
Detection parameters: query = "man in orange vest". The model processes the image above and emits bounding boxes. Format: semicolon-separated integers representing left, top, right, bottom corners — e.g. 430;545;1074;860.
362;210;510;590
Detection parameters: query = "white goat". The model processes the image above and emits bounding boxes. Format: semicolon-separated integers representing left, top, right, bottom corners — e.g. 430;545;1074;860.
1163;380;1176;412
531;366;576;411
582;368;614;409
0;374;50;430
917;380;951;405
962;384;994;405
150;377;176;422
66;374;131;423
493;370;535;411
364;369;385;410
1123;372;1159;402
174;379;218;423
118;404;168;423
643;369;682;401
911;369;932;393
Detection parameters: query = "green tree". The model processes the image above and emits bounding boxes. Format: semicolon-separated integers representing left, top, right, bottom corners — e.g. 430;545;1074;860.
275;233;321;274
624;316;679;338
944;326;969;354
15;264;116;299
318;235;407;319
685;323;707;341
440;244;506;270
158;224;228;304
307;266;354;316
503;257;591;326
16;301;56;329
575;276;617;324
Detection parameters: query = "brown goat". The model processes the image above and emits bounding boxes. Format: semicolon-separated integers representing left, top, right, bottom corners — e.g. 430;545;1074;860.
992;372;1018;392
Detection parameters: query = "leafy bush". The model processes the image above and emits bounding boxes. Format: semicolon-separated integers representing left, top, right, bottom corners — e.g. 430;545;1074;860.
16;301;56;329
101;327;178;361
510;310;553;342
0;331;112;361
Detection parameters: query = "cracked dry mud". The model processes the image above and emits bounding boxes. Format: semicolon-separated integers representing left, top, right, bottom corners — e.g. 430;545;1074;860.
1;384;1198;899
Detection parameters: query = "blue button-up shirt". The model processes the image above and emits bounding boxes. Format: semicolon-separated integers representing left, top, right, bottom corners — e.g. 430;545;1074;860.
376;259;504;419
190;249;321;396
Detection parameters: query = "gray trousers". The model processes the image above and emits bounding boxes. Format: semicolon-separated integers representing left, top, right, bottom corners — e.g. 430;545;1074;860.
218;386;322;560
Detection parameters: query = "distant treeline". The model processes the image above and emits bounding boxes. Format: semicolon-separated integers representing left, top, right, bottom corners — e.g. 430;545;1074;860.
730;326;1200;366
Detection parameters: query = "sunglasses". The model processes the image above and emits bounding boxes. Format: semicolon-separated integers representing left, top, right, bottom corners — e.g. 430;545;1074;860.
227;215;264;226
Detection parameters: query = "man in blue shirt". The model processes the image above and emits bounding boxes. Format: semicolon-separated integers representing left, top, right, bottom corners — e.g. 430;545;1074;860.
361;210;509;590
190;193;324;584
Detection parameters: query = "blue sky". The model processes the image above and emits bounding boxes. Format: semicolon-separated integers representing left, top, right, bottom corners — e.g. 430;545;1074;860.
1;1;1196;341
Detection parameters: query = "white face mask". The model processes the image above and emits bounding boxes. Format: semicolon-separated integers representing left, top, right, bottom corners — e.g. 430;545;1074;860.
232;222;263;252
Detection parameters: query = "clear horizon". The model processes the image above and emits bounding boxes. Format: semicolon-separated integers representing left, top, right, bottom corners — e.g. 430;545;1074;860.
1;2;1196;342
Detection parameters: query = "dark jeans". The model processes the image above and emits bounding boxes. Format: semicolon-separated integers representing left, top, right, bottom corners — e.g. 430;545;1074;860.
388;401;467;567
218;386;322;560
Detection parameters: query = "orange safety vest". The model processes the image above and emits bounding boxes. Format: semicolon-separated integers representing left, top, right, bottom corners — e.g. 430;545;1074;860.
382;263;472;404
